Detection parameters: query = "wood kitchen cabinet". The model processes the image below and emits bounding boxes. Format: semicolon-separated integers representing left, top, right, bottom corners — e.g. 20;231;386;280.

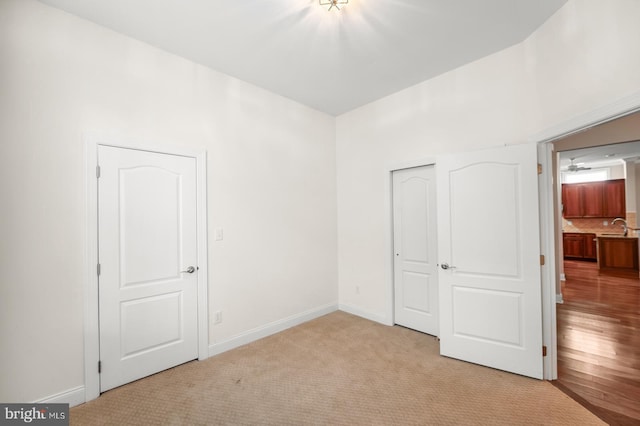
562;185;582;218
562;179;625;218
598;236;639;272
563;232;597;261
583;234;598;259
581;182;604;217
603;179;626;217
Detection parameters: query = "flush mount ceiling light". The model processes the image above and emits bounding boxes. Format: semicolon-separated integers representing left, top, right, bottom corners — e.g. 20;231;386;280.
319;0;348;11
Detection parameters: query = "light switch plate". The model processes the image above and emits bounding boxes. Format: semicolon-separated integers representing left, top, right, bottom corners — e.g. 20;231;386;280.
215;227;223;241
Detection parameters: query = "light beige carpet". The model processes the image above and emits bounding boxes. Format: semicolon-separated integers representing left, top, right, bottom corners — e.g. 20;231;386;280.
71;311;605;425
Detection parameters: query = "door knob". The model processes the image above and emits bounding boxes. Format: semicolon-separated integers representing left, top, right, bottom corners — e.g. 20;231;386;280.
181;266;196;274
440;263;456;270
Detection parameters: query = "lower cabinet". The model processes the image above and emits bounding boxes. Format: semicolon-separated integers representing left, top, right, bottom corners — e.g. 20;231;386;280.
598;237;639;271
563;233;597;261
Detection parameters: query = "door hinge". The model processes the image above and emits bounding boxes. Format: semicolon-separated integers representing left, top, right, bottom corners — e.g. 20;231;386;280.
537;163;542;175
542;346;547;357
96;165;101;178
97;263;101;276
98;361;102;373
540;255;545;266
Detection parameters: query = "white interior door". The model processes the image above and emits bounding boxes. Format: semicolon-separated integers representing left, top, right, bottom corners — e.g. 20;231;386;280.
98;145;199;392
436;143;543;379
393;166;439;336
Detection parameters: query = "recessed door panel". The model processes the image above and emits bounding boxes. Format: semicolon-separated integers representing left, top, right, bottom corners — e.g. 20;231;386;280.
402;271;432;314
452;286;522;346
450;164;520;278
402;178;430;263
121;292;183;358
120;167;181;286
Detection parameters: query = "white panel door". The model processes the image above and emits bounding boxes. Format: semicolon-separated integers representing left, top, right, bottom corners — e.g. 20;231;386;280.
436;143;543;379
393;166;439;336
98;145;199;392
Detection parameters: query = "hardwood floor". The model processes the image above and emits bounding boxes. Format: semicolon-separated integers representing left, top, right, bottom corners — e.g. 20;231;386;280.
556;260;640;425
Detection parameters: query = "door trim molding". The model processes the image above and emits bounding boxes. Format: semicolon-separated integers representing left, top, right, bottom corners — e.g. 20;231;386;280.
537;142;558;380
529;91;640;144
532;90;640;380
384;158;436;327
83;134;209;402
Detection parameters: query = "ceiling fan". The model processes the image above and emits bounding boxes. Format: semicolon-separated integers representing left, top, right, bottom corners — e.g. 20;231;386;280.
564;158;591;172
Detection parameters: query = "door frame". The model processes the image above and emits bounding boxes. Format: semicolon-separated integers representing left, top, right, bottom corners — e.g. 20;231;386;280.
532;90;640;380
83;134;209;402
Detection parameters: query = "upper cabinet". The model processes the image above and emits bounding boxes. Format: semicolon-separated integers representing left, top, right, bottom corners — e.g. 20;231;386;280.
603;179;626;218
562;179;626;219
562;184;583;217
581;182;604;217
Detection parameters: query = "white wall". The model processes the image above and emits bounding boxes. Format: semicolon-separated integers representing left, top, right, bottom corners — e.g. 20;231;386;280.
336;0;640;323
0;0;338;403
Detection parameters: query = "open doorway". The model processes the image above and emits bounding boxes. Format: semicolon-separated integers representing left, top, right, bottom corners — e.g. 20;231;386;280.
551;117;640;423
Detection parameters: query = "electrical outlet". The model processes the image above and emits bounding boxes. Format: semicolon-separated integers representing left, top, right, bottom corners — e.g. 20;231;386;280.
214;311;222;324
603;221;608;226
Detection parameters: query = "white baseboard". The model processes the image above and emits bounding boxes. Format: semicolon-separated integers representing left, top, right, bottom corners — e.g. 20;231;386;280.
208;302;338;357
338;303;389;325
556;293;564;304
36;386;85;407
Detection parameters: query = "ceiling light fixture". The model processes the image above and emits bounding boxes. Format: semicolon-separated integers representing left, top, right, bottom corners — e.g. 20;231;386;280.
320;0;348;11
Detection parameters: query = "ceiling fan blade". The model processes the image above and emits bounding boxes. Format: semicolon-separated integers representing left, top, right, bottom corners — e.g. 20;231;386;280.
562;165;592;172
562;156;594;172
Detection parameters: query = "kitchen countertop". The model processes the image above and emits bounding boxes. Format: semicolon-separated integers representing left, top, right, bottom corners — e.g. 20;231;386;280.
562;231;637;238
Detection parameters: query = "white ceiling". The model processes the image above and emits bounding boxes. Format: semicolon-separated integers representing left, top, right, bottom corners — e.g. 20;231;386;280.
559;141;640;171
37;0;567;116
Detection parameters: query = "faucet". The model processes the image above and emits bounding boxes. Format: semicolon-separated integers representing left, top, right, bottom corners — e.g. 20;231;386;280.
612;217;628;236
